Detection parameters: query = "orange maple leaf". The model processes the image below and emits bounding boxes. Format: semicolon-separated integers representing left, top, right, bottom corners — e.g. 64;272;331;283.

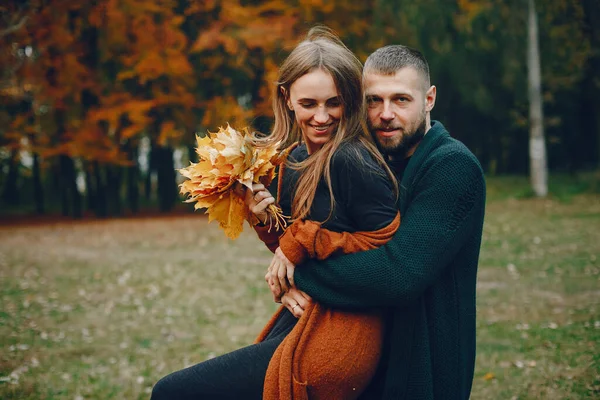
178;124;287;239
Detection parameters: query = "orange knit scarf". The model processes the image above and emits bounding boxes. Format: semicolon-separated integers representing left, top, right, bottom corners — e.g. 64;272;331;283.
254;213;400;399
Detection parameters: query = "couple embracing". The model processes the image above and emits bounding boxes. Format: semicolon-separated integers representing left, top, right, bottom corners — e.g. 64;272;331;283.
152;26;486;400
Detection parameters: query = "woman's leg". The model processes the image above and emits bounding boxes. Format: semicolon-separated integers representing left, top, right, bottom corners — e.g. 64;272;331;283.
151;309;296;400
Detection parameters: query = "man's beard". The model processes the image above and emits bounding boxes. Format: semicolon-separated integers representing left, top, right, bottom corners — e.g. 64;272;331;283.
370;112;427;158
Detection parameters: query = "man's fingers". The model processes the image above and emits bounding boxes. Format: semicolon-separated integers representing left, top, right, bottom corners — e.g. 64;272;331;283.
294;295;308;310
292;307;303;318
283;294;303;318
299;290;312;302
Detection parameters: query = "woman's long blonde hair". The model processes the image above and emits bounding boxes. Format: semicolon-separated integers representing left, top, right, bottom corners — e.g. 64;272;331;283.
258;26;397;221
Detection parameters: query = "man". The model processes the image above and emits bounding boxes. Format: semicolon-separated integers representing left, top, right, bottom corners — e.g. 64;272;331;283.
272;45;486;399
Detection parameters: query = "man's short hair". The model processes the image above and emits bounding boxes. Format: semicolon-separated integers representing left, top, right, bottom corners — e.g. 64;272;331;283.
364;45;431;91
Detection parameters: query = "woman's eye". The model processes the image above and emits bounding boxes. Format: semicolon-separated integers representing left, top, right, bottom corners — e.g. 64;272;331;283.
300;103;315;108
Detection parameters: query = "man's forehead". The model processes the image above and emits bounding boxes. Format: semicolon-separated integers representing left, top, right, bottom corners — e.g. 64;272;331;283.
364;68;422;95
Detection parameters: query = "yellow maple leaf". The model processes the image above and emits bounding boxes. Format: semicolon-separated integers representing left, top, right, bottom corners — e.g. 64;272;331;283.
482;372;495;381
206;191;247;239
178;124;289;239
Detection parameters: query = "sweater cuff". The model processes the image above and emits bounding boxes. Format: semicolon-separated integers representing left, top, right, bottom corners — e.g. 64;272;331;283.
278;228;310;265
253;223;283;252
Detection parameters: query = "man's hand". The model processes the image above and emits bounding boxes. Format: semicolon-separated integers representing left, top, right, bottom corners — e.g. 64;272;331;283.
265;247;296;298
281;287;312;318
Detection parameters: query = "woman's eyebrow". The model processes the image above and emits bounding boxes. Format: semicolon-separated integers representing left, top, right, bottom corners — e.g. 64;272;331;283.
296;96;340;102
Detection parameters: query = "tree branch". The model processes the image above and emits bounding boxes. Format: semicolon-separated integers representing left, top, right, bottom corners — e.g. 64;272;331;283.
0;15;28;38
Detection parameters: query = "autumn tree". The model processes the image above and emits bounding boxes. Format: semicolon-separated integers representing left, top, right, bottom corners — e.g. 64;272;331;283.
1;2;42;212
1;0;598;218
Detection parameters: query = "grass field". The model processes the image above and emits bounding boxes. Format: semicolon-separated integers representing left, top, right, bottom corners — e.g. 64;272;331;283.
1;175;599;399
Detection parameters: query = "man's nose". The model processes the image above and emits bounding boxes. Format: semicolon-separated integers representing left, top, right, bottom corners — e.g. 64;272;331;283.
380;103;394;121
314;107;329;123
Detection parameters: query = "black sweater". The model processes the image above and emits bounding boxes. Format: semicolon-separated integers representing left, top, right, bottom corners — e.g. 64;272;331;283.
278;141;398;233
295;121;487;399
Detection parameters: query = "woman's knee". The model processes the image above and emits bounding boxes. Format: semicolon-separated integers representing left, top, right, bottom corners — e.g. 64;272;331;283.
150;374;180;400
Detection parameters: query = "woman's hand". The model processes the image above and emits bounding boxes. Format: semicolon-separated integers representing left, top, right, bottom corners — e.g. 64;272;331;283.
243;183;275;224
265;247;296;298
281;287;312;318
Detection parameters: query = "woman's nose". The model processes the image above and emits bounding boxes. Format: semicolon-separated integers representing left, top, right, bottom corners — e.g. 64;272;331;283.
313;107;329;123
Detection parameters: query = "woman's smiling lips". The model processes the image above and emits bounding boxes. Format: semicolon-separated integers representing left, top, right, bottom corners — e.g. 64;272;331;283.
310;124;333;134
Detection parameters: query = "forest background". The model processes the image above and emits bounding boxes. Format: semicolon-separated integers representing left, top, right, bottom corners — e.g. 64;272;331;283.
1;1;599;399
1;0;599;218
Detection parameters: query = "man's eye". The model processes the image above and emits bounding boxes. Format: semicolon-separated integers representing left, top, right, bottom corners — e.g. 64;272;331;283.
367;97;382;106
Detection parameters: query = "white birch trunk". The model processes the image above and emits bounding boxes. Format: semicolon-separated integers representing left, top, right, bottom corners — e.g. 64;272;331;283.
527;0;548;197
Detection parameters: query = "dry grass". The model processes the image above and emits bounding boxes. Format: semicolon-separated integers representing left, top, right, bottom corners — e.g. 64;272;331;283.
0;216;279;399
1;177;599;399
473;192;600;399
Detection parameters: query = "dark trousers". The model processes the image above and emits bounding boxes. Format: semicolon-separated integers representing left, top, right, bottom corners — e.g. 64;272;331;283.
151;309;297;400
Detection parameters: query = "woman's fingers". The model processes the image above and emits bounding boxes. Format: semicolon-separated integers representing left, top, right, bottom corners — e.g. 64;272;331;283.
286;263;295;288
274;247;295;288
267;255;281;297
244;184;275;224
252;197;275;215
267;248;297;301
274;258;287;293
273;248;295;292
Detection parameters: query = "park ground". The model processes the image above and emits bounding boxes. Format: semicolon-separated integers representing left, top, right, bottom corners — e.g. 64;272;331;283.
1;175;599;399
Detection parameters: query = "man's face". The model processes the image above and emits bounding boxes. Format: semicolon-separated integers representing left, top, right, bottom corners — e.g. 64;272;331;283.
364;67;435;158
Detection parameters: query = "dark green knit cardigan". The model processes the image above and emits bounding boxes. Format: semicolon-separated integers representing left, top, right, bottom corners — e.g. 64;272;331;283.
294;121;486;399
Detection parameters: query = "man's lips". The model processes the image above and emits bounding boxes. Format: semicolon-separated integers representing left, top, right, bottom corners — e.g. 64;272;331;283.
375;127;401;138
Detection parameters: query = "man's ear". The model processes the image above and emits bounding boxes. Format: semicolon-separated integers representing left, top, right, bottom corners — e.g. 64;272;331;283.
280;86;293;110
425;85;436;112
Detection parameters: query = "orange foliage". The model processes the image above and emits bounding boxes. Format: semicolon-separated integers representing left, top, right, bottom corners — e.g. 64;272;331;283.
2;0;382;168
178;124;286;239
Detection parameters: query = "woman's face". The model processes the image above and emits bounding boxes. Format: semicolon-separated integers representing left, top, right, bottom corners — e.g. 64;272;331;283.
287;69;342;153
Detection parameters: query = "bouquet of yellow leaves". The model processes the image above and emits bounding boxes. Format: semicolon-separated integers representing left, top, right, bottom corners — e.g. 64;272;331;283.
178;124;289;239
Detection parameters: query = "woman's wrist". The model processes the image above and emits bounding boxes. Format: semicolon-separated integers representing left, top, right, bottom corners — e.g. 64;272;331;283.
255;212;268;226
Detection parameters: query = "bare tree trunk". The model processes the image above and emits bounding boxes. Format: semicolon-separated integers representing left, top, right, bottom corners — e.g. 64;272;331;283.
93;161;107;217
156;145;177;212
32;151;44;214
2;149;19;206
582;0;600;169
527;0;548;197
126;142;139;214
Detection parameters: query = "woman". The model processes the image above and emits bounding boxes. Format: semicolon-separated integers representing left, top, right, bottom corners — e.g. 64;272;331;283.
151;27;399;400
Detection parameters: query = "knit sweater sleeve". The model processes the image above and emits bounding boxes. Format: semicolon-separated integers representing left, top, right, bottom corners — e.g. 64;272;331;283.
294;150;486;309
